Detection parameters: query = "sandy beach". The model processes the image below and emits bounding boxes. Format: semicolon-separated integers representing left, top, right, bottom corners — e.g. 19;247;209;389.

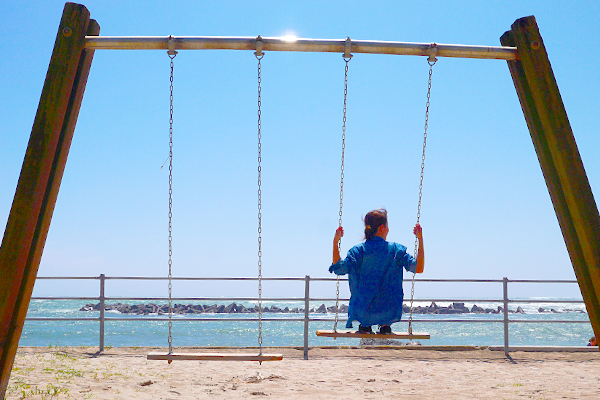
6;346;600;399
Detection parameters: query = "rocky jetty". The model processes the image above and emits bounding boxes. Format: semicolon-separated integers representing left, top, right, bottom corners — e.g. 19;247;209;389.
78;302;349;315
75;301;581;315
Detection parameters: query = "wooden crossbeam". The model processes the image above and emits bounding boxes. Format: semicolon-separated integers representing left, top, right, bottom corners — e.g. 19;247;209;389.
316;330;430;340
147;352;283;362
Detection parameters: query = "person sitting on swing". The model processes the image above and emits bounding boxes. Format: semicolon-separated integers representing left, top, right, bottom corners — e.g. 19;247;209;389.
330;208;425;334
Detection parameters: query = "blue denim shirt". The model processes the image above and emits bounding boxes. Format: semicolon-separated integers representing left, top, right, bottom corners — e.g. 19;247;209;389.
329;236;417;328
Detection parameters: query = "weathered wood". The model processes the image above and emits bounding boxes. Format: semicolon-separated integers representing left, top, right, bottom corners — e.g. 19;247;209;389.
85;36;519;60
316;330;430;340
500;17;600;345
147;352;283;362
0;3;98;397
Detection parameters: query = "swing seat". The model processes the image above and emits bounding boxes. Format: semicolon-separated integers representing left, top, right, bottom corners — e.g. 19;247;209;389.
316;330;430;340
147;352;283;362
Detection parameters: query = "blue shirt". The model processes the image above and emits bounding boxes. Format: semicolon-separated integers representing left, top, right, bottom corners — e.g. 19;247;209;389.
329;236;417;328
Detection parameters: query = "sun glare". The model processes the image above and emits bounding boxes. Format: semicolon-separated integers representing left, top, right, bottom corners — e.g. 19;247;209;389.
281;32;298;42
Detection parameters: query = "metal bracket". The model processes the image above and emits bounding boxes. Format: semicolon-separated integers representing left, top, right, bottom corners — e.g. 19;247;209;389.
167;35;178;57
428;43;438;64
343;36;353;60
255;35;263;58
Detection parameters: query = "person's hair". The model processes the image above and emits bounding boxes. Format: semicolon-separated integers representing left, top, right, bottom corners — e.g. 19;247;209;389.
363;208;388;240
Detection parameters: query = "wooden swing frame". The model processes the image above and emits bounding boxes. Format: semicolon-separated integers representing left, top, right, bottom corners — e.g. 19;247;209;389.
2;2;600;395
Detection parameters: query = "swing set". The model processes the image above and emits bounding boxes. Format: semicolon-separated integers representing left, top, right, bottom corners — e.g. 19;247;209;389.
315;46;435;341
153;34;432;361
2;2;600;393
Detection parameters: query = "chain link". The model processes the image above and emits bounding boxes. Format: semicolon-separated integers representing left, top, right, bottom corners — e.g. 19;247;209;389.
334;57;350;333
339;59;349;229
408;59;435;335
256;53;264;355
167;52;176;354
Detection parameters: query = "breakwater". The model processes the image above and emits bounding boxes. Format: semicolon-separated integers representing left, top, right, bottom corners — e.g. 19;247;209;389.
79;302;586;315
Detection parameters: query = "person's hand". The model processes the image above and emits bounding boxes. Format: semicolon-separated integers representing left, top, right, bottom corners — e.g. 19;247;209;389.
413;223;423;239
334;226;344;243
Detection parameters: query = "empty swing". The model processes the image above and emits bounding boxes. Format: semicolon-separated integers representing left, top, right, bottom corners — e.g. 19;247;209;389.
148;37;282;363
316;44;439;341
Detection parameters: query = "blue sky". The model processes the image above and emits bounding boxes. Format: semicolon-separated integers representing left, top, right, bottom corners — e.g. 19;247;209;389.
1;1;599;300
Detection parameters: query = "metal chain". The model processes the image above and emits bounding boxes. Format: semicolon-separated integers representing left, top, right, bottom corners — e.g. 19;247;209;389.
334;57;351;333
167;51;176;354
256;52;264;355
408;59;435;335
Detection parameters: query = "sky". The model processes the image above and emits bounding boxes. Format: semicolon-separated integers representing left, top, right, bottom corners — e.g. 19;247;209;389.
1;1;599;301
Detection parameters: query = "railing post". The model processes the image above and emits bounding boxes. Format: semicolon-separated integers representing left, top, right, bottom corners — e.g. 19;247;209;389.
99;274;105;352
503;277;509;357
303;275;310;360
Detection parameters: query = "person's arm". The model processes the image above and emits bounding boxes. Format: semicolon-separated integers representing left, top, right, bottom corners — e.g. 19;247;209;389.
333;226;344;264
413;223;425;273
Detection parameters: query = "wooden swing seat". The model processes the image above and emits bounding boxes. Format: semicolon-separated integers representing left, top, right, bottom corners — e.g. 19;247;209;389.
316;330;430;340
147;352;283;362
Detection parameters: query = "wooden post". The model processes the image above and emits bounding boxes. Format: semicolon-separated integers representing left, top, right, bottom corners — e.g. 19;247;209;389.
501;17;600;344
0;3;99;396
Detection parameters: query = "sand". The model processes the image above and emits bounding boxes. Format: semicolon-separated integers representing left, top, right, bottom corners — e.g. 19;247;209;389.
5;346;600;399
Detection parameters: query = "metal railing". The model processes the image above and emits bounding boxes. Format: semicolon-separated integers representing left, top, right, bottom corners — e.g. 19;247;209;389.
27;275;593;359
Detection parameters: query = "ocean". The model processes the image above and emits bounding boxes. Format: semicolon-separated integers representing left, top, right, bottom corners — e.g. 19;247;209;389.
20;299;593;348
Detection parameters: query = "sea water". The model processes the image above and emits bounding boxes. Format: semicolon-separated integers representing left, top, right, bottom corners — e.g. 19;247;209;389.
20;299;594;348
